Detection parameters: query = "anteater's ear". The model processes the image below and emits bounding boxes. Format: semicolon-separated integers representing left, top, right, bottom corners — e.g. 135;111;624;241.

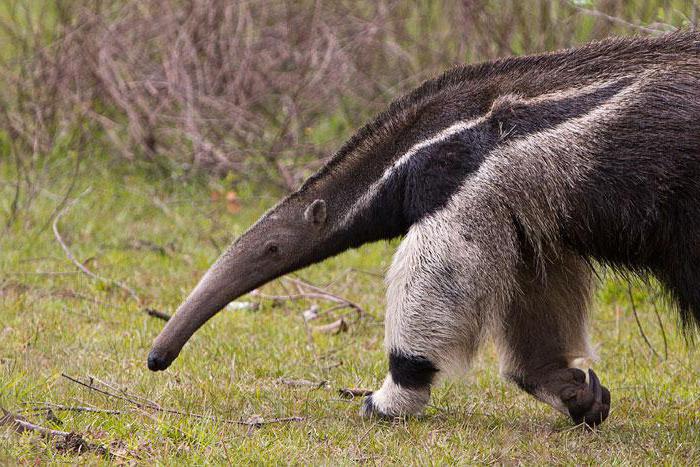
304;199;327;226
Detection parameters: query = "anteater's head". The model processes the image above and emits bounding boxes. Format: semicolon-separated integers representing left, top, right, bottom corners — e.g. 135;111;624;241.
147;194;341;371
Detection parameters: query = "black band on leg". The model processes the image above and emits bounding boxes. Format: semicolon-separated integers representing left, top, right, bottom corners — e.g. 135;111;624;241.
389;352;438;389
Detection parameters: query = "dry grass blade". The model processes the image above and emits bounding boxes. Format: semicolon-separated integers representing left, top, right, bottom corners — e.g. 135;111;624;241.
568;1;673;34
627;281;662;361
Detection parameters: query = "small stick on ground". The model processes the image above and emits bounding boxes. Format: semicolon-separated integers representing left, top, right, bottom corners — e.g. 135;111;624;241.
284;276;365;317
145;308;171;321
312;317;349;334
87;375;163;409
22;403;124;415
275;378;329;389
338;388;373;399
252;290;349;305
650;292;669;360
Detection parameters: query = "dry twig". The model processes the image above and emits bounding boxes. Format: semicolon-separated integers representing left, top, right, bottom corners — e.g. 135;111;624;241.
22;403;124;415
338;388;373;399
312;318;349;334
275;378;329;389
650;293;669;360
284;276;364;316
52;191;171;322
61;373;304;427
145;308;171;321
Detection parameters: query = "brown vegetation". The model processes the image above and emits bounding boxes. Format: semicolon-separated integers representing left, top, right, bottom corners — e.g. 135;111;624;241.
0;1;695;190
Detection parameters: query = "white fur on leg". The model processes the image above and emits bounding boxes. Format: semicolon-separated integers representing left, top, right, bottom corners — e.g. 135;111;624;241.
364;374;430;417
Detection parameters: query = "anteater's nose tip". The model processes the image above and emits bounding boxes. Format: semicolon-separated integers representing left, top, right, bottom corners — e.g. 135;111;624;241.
147;350;170;371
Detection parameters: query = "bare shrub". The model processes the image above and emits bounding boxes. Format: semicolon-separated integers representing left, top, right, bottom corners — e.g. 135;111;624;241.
0;0;692;189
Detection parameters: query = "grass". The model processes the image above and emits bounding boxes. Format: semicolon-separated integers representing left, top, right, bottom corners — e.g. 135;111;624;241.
1;154;699;464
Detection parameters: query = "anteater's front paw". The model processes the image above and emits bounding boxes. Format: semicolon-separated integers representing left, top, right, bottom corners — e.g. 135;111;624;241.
360;394;394;420
562;369;611;428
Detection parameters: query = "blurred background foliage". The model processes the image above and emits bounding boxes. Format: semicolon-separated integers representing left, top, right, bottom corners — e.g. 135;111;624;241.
0;0;697;194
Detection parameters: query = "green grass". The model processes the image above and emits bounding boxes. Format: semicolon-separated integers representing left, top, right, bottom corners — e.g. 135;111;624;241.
1;155;699;464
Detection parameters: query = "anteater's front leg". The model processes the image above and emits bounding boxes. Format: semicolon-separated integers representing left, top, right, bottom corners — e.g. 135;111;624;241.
361;296;479;419
361;220;490;419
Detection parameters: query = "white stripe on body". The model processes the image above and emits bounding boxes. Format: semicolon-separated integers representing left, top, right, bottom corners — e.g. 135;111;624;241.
337;76;634;231
339;117;486;227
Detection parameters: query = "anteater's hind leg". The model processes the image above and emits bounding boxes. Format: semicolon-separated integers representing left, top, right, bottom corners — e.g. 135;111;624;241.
495;251;611;427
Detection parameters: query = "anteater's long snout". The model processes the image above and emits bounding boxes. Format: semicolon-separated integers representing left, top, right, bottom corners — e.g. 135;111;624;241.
147;266;235;371
147;348;173;371
147;247;263;372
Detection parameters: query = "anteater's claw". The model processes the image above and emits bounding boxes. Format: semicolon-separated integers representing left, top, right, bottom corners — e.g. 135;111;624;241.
360;394;396;420
588;368;602;402
567;368;610;428
360;394;384;419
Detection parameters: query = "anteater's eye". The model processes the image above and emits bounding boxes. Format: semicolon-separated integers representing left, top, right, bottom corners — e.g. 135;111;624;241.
266;243;279;255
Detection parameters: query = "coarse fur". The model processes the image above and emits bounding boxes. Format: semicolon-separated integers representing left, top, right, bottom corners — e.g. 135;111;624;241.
149;32;700;427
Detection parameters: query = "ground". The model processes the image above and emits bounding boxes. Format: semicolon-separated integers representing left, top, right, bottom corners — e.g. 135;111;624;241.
1;156;699;464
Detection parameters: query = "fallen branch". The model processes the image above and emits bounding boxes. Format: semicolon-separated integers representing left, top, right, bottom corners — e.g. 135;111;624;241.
52;188;140;304
1;407;110;457
61;373;304;427
88;375;163;408
2;408;71;437
251;290;348;304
